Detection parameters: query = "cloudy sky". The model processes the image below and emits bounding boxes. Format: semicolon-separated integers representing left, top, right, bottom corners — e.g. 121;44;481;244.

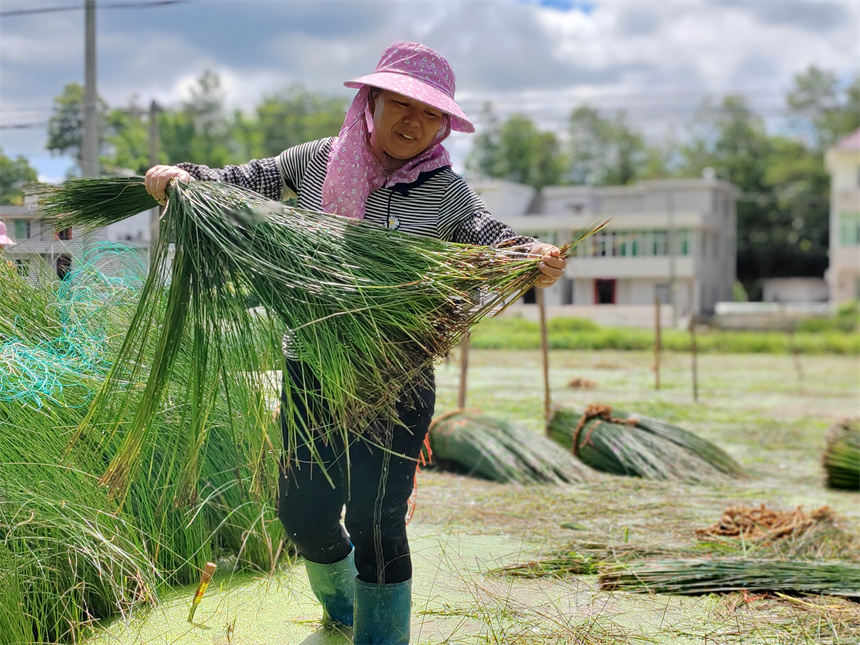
2;0;858;182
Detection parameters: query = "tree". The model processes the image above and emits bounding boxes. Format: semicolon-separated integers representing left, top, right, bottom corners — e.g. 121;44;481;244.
159;70;236;167
254;84;347;158
102;96;151;175
0;148;38;205
678;96;775;292
787;66;860;152
565;107;649;186
46;82;109;175
466;109;564;190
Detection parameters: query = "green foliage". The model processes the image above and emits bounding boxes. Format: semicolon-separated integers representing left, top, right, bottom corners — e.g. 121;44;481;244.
566;106;648;185
0;147;38;204
254;84;347;158
466;107;564;190
797;301;859;333
46;82;110;174
787;65;860;152
470;316;860;355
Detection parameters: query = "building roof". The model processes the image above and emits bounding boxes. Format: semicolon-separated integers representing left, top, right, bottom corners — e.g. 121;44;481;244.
835;127;860;151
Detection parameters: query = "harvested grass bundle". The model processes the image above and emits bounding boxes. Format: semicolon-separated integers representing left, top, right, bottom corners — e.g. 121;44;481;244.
695;504;836;542
823;418;860;491
37;177;598;496
491;542;677;579
599;558;860;598
547;404;746;482
0;250;283;640
428;410;594;484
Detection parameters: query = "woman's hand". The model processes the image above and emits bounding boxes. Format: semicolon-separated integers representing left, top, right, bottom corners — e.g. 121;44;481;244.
528;243;566;288
144;165;192;205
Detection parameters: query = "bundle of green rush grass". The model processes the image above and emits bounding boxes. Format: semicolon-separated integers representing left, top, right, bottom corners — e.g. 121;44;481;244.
547;404;746;481
599;558;860;598
38;177;598;497
428;410;594;484
823;418;860;491
0;251;283;641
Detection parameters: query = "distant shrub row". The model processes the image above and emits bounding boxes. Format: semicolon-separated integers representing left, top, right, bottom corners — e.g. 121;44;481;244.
470;316;859;355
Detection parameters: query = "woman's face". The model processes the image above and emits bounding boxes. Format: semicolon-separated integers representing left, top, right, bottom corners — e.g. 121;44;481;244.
369;89;445;161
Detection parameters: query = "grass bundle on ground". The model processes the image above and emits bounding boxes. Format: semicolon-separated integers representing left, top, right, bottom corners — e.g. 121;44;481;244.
37;177;596;497
823;418;860;491
490;542;678;579
598;558;860;598
428;410;594;484
547;404;746;481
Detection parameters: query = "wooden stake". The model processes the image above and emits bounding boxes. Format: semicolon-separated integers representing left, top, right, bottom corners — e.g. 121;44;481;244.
537;287;551;431
457;336;470;410
779;301;804;381
688;282;698;402
654;295;661;390
690;314;699;402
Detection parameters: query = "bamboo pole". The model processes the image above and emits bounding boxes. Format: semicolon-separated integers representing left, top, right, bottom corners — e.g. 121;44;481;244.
654;295;661;390
689;282;699;402
690;314;699;402
537;287;551;432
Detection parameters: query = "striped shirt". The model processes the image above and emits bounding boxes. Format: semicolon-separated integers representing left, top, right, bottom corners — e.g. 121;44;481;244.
177;138;537;247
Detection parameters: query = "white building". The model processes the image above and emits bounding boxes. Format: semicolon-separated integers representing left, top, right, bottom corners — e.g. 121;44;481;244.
825;127;860;305
0;198;151;280
472;177;739;327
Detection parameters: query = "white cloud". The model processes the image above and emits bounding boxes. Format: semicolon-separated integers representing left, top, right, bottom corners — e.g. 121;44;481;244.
1;0;858;178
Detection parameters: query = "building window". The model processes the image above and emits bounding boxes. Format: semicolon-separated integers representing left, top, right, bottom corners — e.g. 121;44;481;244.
838;213;860;246
14;220;31;240
56;254;72;280
677;230;692;256
562;277;574;304
15;259;29;277
652;231;668;256
594;279;616;305
56;227;73;241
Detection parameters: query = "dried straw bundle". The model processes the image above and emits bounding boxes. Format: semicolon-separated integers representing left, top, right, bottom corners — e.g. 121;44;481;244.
823;418;860;491
428;410;594;484
37;177;595;497
547;404;746;482
599;558;860;598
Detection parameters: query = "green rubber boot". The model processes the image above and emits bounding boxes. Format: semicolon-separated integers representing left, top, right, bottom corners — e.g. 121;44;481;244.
304;549;358;627
353;577;411;644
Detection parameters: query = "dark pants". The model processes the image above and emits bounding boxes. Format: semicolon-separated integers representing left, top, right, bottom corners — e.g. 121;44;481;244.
278;360;434;584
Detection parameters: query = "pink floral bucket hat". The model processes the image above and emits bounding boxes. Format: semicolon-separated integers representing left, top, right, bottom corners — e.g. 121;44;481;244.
344;42;474;133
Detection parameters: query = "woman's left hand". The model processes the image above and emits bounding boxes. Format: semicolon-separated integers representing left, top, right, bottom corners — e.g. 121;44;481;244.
528;244;566;288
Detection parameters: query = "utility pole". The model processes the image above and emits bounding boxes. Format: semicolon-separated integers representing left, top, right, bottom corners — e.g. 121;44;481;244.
149;100;161;253
81;0;100;254
82;0;98;179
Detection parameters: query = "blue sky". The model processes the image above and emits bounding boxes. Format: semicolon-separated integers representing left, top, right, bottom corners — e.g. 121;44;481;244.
1;0;858;182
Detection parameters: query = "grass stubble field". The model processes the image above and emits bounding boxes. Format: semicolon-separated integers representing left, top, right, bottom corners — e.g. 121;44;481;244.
87;348;860;645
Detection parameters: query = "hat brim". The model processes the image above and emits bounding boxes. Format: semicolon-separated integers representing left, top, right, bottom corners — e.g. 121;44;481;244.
0;236;15;246
345;72;474;134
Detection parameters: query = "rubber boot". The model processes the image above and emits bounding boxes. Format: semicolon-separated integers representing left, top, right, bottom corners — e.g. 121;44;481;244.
352;577;411;644
304;549;358;627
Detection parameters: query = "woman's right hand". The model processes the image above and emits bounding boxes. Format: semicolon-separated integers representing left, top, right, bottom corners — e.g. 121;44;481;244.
144;165;192;205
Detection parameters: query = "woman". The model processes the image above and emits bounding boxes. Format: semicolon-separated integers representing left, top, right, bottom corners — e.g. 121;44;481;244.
145;41;565;645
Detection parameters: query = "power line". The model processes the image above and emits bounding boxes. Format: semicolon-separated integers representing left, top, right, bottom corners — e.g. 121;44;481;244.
0;0;194;17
